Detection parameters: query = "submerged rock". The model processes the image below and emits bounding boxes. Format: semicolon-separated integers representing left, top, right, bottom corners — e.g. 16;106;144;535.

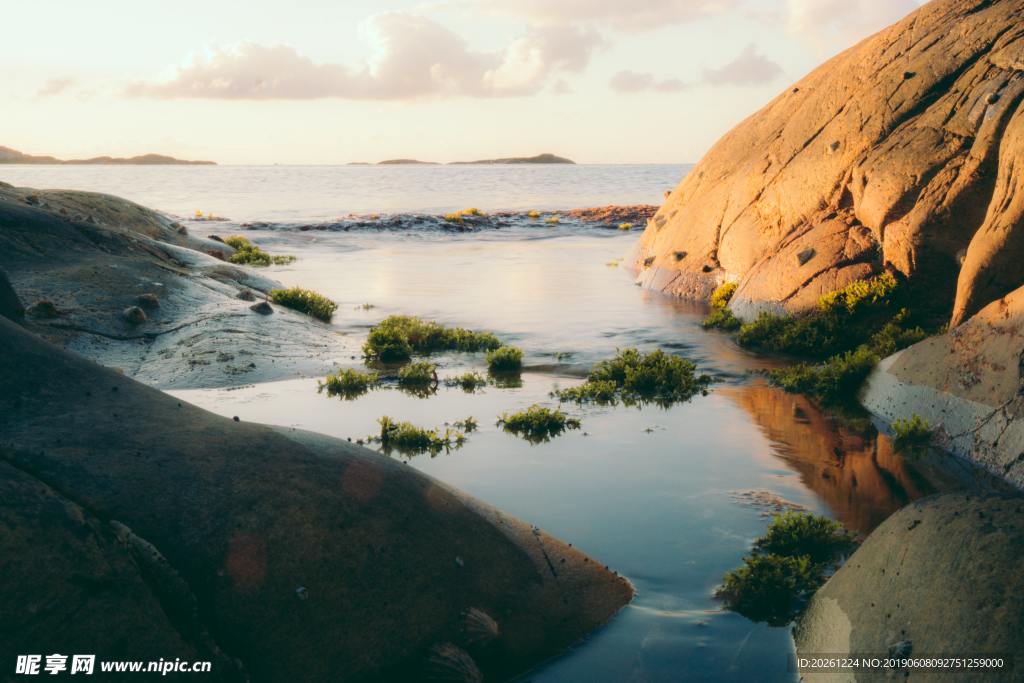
795;493;1024;682
0;317;633;681
632;0;1024;326
122;305;147;324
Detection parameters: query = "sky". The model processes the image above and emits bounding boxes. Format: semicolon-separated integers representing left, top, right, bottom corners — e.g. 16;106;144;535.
3;0;925;164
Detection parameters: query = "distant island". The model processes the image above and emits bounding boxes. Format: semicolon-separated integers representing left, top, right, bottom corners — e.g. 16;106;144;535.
451;153;575;165
0;146;216;165
356;153;575;166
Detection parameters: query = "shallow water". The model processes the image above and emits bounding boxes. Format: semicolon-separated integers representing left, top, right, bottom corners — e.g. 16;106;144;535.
167;224;1004;682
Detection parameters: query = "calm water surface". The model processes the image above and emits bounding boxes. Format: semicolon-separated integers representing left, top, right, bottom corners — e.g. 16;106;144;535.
7;165;1002;681
0;164;688;220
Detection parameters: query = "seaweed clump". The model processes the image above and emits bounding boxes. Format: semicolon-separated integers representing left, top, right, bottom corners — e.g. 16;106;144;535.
554;348;711;407
320;368;379;399
363;315;501;362
444;372;488;392
397;361;439;397
717;512;856;625
486;346;523;373
891;414;933;454
720;274;930;404
225;235;296;266
702;282;742;331
269;288;338;322
375;416;466;455
498;405;581;444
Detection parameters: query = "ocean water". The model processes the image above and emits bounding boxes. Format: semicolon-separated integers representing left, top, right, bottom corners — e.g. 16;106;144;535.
3;163;1007;681
0;163;689;221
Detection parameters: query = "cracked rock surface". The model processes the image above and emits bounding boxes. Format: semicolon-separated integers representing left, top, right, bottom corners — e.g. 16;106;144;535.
632;0;1024;326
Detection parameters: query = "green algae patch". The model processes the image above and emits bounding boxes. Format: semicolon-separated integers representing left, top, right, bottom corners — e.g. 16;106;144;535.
708;275;932;404
375;416;466;455
444;372;488;392
363;315;502;362
320;368;378;399
554;348;711;407
717;512;856;626
702;282;742;331
737;274;905;358
225;235;296;267
486;346;523;373
892;414;933;454
701;307;742;331
269;287;338;321
498;405;580;444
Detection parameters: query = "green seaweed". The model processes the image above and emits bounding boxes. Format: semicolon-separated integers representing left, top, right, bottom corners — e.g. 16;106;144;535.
498;405;580;444
225;235;295;267
363;315;502;362
320;368;378;399
486;346;523;373
376;416;466;455
269;287;337;321
892;415;933;453
444;372;488;392
717;512;857;626
554;348;711;407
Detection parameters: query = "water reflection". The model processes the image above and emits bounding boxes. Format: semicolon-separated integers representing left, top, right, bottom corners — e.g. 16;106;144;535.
725;382;1007;534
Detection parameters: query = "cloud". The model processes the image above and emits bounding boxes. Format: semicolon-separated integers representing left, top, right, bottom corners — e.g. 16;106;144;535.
786;0;920;51
35;78;76;98
479;0;740;31
609;70;687;93
701;44;784;86
127;13;602;100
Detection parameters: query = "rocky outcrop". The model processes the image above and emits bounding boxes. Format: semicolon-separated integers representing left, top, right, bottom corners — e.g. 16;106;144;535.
632;0;1024;326
0;316;632;681
0;184;357;389
794;493;1024;682
862;284;1024;488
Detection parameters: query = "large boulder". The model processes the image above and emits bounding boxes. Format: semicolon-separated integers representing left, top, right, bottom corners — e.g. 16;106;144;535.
794;493;1024;682
862;284;1024;488
0;186;355;389
632;0;1024;325
0;317;632;681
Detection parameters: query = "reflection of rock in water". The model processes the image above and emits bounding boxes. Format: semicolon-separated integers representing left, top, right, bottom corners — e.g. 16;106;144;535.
726;383;1000;535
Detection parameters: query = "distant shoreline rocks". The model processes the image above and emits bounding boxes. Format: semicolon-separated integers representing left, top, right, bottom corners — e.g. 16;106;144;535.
0;145;215;165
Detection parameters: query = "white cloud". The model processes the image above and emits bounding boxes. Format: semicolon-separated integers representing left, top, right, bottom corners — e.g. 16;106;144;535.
127;13;602;100
479;0;740;31
701;44;784;85
609;70;687;93
786;0;920;52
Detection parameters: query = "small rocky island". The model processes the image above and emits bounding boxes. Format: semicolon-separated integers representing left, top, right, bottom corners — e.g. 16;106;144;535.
367;153;574;165
0;145;215;165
